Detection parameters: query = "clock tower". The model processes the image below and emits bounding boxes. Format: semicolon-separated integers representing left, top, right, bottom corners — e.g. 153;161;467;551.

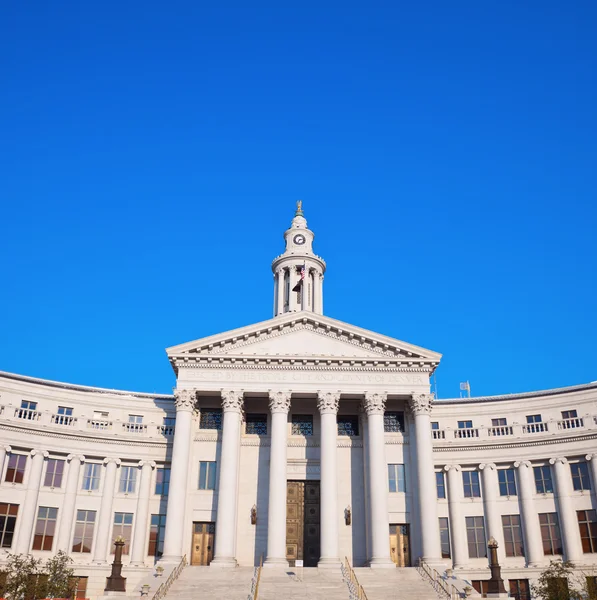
271;202;326;316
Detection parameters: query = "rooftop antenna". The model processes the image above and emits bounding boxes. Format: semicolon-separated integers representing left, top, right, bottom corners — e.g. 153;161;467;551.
459;381;471;398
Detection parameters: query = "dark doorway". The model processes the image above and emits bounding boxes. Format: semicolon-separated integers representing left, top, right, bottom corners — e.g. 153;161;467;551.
286;480;320;567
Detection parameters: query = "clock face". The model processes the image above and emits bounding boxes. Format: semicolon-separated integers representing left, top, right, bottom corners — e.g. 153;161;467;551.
293;234;306;245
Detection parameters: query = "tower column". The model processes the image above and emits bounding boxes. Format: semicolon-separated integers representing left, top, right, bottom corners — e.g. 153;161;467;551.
276;269;285;316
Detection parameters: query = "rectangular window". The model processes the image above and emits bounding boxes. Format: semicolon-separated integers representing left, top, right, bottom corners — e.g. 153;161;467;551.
498;469;517;496
82;463;101;491
577;510;597;553
534;465;553;493
245;413;268;435
199;408;223;430
155;468;170;496
526;414;542;423
436;471;446;499
72;577;88;600
388;464;406;493
561;410;578;419
21;400;37;410
491;418;507;426
431;422;439;430
44;459;65;488
571;462;592;491
18;400;38;419
148;514;166;557
502;515;524;557
439;517;451;558
119;466;137;494
198;461;217;490
384;412;405;432
72;510;96;553
471;581;489;598
291;414;313;436
5;454;27;484
93;411;109;419
458;420;473;429
0;503;19;548
32;507;58;551
509;579;530;600
55;406;74;425
466;516;487;558
463;471;481;498
112;513;133;554
337;416;359;437
539;512;563;555
161;417;175;434
128;414;143;424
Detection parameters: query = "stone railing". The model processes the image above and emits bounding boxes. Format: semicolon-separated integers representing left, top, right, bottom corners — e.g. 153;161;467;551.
14;407;42;421
51;413;77;426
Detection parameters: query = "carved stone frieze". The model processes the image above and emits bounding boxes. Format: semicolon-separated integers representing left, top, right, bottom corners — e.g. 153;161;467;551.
174;389;197;412
317;391;341;415
363;392;387;416
408;393;433;415
268;390;291;414
221;389;244;413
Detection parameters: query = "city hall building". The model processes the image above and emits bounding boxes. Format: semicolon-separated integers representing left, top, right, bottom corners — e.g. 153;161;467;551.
0;206;596;598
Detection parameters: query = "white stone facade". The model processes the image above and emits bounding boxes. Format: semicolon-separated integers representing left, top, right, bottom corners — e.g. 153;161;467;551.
0;206;596;598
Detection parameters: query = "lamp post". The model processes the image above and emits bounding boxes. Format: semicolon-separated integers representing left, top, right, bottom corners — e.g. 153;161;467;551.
486;537;507;598
105;538;127;593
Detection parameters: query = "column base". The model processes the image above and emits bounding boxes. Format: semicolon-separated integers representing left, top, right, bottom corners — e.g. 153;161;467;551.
263;558;289;568
210;557;238;568
317;558;341;569
368;558;395;569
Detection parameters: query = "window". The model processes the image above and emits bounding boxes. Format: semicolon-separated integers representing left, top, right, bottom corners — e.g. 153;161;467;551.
471;581;489;597
431;422;439;430
388;464;406;493
162;417;175;434
534;465;554;494
72;576;88;600
384;412;405;432
571;462;592;491
526;414;542;423
291;414;313;436
119;466;137;494
32;507;58;551
439;517;451;558
498;469;517;496
129;414;143;424
436;472;446;498
245;414;267;435
55;406;73;425
199;409;223;430
561;410;577;419
5;454;27;484
492;418;507;426
463;471;481;498
112;513;133;554
93;411;109;420
337;416;359;437
82;463;101;491
458;420;473;429
0;503;19;548
198;461;216;490
72;510;96;553
155;468;170;496
17;400;37;419
539;512;562;555
44;459;65;488
148;514;166;557
577;510;597;553
509;579;530;600
502;515;524;557
466;516;487;558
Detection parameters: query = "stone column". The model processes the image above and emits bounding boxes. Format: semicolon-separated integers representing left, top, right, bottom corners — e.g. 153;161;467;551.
211;389;244;568
130;460;156;565
264;390;291;567
550;457;583;562
586;454;597;506
15;449;48;553
57;454;85;552
410;393;442;563
277;269;286;315
363;392;393;568
317;391;341;567
445;465;467;568
93;457;121;563
317;274;324;314
161;389;196;563
514;461;544;567
479;463;505;563
359;406;372;562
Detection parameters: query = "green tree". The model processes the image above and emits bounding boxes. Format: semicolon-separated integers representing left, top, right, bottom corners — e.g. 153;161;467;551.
532;561;581;600
0;553;44;600
43;552;76;599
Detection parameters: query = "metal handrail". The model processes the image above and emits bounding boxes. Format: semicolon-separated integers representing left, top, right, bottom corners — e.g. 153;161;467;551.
417;558;460;600
247;555;263;600
152;555;187;600
342;557;368;600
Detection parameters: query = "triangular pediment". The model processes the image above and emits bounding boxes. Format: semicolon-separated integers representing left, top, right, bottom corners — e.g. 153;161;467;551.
167;313;441;371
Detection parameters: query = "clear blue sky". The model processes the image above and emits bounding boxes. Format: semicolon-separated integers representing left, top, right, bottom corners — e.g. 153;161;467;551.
1;1;596;397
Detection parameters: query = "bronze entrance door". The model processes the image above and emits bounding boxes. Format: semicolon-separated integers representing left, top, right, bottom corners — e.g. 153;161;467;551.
389;524;411;567
286;481;320;567
191;522;215;565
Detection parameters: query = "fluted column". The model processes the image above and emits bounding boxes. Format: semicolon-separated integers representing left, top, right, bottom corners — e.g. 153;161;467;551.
514;461;544;566
161;389;195;563
264;390;291;567
479;463;505;562
57;454;85;552
363;392;393;568
130;460;157;565
445;465;467;568
0;446;11;480
93;457;121;563
211;389;244;568
15;449;48;553
317;391;341;567
550;457;583;562
410;393;442;563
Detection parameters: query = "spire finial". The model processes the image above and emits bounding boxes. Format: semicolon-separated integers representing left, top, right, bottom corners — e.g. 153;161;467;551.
295;200;303;216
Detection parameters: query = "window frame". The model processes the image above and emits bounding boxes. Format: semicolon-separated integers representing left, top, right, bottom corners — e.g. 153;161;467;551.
462;470;481;498
155;468;171;496
5;454;27;484
439;517;451;558
539;512;563;555
199;408;223;431
388;464;406;493
534;465;554;494
32;506;58;551
72;509;96;554
577;509;597;553
198;461;217;490
44;458;65;488
465;516;487;558
458;420;473;429
148;514;166;558
383;411;405;433
111;512;133;555
498;468;517;497
0;503;19;549
570;462;592;492
82;463;101;491
436;471;446;499
291;414;313;436
119;465;138;494
337;416;359;437
502;514;524;557
245;413;268;435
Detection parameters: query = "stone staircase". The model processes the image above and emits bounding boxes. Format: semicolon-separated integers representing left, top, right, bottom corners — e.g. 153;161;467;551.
258;567;349;600
353;566;441;600
162;566;256;600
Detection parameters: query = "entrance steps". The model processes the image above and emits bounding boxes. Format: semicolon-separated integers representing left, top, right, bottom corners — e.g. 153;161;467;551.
258;567;349;600
162;566;255;600
353;567;441;600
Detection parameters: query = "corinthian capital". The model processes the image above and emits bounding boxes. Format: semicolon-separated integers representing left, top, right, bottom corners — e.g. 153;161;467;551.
363;392;387;416
174;389;197;412
408;393;433;415
268;390;291;414
317;391;341;415
221;389;244;413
